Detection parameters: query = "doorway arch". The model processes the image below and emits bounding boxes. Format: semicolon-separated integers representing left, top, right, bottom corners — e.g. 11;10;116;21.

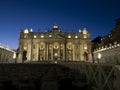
23;50;27;61
84;51;88;61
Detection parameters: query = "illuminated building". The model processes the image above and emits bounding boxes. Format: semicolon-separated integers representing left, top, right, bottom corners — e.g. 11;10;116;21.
93;19;120;64
0;43;16;63
17;25;92;63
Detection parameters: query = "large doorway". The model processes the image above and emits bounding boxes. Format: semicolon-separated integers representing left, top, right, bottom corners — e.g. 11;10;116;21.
84;51;88;61
23;50;27;61
39;42;45;61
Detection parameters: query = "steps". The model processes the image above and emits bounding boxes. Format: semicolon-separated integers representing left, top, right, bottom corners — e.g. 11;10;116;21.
0;63;91;90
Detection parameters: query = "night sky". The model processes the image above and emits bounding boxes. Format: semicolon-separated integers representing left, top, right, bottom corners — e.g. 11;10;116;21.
0;0;120;49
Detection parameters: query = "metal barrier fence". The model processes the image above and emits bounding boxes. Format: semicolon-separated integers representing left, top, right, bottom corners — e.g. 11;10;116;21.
60;61;120;90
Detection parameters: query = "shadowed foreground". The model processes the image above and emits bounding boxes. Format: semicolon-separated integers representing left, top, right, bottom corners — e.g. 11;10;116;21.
0;63;92;90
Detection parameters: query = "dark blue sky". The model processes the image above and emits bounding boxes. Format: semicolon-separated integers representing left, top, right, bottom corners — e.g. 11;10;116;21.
0;0;120;49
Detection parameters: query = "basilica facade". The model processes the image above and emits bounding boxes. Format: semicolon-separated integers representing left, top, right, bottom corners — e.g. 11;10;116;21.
17;25;92;63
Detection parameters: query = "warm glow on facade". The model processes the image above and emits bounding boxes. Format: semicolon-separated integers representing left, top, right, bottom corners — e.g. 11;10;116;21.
83;28;87;34
68;35;71;38
75;35;78;38
13;52;16;59
34;35;36;38
24;29;29;33
53;25;58;29
83;35;87;39
24;45;27;50
17;25;92;63
49;35;52;37
41;35;44;38
98;53;101;59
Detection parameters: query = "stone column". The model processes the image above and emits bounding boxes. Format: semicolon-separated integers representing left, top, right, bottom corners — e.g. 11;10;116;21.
17;52;22;63
51;45;53;60
78;44;80;61
46;43;48;60
44;43;47;61
27;43;31;61
18;43;24;63
64;43;67;61
88;43;92;61
61;44;64;61
73;44;75;61
63;44;65;61
44;42;48;61
30;40;33;61
58;48;60;60
17;41;23;63
43;43;46;61
36;43;39;61
80;43;84;61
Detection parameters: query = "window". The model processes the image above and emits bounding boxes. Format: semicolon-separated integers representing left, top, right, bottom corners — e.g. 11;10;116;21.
41;35;44;38
24;44;27;50
34;35;37;38
75;35;78;38
84;44;87;50
49;35;52;37
60;44;63;49
67;43;73;50
68;35;71;38
83;35;87;39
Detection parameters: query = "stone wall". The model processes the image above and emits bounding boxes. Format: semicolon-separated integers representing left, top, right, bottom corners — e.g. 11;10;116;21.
93;44;120;64
0;46;15;63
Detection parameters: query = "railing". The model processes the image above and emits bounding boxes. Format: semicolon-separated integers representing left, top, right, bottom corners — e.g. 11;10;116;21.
60;61;120;90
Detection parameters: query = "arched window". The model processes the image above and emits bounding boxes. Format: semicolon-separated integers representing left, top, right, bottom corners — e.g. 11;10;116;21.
23;43;27;50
